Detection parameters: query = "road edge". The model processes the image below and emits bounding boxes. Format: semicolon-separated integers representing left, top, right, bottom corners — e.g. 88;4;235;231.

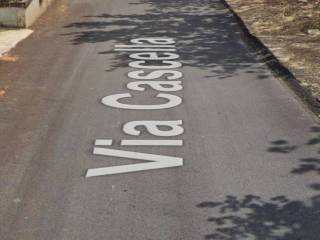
222;0;320;118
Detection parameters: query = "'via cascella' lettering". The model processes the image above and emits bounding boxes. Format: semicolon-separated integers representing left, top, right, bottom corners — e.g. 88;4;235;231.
86;38;184;178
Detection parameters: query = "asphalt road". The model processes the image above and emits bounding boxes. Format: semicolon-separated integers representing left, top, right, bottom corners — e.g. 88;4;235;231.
1;0;320;239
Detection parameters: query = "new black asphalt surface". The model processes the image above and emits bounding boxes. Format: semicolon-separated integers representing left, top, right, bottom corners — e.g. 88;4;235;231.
1;0;320;239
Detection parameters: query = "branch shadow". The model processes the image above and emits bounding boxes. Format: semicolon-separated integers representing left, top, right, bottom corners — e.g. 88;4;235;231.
198;194;320;240
63;0;270;79
267;126;320;177
197;126;320;239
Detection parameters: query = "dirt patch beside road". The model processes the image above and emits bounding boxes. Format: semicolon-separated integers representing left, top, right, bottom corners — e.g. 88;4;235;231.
225;0;320;111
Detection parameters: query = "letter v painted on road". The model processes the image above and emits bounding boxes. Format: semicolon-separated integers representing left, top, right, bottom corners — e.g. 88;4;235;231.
86;140;183;177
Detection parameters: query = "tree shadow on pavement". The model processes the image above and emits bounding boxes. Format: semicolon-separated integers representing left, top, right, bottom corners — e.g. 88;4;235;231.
267;126;320;179
63;0;270;79
197;194;320;240
197;126;320;239
63;2;320;238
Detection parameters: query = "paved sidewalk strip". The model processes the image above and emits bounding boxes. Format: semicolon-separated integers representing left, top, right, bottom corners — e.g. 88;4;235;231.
0;29;33;56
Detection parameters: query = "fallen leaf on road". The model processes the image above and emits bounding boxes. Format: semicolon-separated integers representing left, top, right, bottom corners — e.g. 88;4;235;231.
0;54;19;62
0;86;9;97
0;90;6;97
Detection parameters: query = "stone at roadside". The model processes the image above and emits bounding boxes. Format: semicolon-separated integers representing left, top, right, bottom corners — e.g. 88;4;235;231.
308;29;320;36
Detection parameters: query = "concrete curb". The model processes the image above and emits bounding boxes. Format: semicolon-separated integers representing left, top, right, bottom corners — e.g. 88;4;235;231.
0;0;55;28
222;0;320;117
